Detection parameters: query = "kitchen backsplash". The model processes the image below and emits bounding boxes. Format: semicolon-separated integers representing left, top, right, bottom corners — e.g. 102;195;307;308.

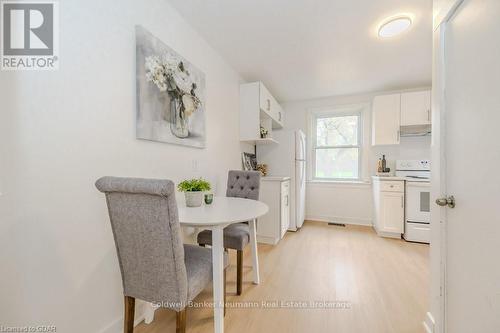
370;135;431;175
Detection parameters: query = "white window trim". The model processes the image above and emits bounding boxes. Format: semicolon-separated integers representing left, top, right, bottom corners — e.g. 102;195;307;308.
307;103;369;183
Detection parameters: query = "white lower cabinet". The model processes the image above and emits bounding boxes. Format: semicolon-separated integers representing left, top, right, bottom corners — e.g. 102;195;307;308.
373;178;404;238
257;178;290;244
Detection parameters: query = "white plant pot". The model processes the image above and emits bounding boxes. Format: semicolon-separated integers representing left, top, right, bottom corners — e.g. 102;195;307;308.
184;191;203;207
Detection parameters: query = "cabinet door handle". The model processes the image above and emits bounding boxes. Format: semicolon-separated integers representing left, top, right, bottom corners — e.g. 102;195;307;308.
397;130;400;143
279;112;281;121
266;99;271;111
427;109;431;121
285;195;288;206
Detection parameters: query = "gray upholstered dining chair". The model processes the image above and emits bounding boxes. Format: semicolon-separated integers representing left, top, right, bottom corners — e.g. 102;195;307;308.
197;170;260;295
95;176;228;333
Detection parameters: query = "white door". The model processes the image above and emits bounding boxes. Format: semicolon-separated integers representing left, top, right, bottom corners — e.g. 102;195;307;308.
372;94;401;145
401;90;431;126
380;192;404;234
432;1;500;332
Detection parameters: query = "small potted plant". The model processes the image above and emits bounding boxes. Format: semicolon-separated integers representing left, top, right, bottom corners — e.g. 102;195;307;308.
260;125;268;139
177;178;211;207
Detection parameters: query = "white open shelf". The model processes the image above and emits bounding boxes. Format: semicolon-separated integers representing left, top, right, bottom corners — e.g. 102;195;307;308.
241;138;279;145
240;82;284;146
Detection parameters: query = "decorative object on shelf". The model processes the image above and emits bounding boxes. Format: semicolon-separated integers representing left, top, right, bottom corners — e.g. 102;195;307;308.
256;163;268;176
136;26;206;148
260;126;269;139
242;152;257;171
204;193;214;205
177;178;211;207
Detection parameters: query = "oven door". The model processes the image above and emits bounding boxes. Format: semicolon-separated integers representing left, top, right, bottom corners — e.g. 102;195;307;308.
405;182;431;223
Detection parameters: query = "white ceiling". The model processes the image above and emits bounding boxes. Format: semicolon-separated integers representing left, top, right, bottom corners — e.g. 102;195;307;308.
168;0;433;102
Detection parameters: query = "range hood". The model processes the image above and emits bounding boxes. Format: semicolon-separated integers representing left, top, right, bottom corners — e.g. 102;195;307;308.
400;124;431;137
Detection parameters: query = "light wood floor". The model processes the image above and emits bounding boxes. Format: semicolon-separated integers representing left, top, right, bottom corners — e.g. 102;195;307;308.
135;221;429;333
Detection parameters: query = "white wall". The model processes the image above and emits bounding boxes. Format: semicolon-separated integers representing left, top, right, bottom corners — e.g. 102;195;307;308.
282;89;431;225
0;1;244;332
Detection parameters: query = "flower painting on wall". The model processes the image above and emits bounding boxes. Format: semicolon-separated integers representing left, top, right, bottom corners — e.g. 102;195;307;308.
136;26;206;148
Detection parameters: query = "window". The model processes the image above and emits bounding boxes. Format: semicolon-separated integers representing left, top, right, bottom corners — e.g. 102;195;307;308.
312;112;361;180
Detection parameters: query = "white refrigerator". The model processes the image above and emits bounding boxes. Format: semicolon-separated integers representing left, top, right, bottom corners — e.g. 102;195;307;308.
257;130;306;231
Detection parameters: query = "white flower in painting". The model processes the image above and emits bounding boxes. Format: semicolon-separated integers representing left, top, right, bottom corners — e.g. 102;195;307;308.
145;52;203;116
162;53;180;72
182;94;196;117
145;56;167;92
174;70;193;95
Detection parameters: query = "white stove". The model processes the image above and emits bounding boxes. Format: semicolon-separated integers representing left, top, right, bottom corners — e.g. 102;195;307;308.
395;160;431;179
396;160;431;244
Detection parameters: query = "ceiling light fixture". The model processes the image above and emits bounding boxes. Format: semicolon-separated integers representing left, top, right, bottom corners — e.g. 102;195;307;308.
378;15;413;38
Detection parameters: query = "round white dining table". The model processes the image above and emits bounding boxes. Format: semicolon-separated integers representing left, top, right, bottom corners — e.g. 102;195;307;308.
178;196;269;226
145;196;268;333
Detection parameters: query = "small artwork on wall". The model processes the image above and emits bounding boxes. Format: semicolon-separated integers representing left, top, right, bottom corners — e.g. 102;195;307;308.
242;153;257;171
136;25;206;148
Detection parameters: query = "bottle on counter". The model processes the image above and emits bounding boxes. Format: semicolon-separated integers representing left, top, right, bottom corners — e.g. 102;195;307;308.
381;155;387;172
377;159;383;173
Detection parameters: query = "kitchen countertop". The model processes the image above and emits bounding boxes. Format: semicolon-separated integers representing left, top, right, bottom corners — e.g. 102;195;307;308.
371;175;430;183
261;176;291;182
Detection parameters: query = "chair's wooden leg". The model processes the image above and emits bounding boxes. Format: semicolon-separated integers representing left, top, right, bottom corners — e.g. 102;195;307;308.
237;250;243;295
224;268;227;316
124;296;135;333
176;309;186;333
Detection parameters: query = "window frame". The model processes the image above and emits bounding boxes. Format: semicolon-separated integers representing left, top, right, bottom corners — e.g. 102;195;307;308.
311;109;363;182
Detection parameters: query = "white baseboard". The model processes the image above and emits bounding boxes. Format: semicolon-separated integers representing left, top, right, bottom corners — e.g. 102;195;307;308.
423;312;435;333
98;302;147;333
257;235;279;245
305;215;372;227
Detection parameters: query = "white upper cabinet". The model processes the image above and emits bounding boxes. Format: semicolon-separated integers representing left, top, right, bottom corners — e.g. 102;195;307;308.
400;90;431;126
372;90;432;145
272;99;284;126
240;82;284;144
257;82;284;128
259;83;273;117
372;93;401;145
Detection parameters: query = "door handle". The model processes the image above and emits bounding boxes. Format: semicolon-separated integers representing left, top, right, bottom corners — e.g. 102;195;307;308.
427;109;431;122
436;195;455;208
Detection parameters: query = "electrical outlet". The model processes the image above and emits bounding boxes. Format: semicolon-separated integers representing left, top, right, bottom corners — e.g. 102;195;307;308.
192;159;199;172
